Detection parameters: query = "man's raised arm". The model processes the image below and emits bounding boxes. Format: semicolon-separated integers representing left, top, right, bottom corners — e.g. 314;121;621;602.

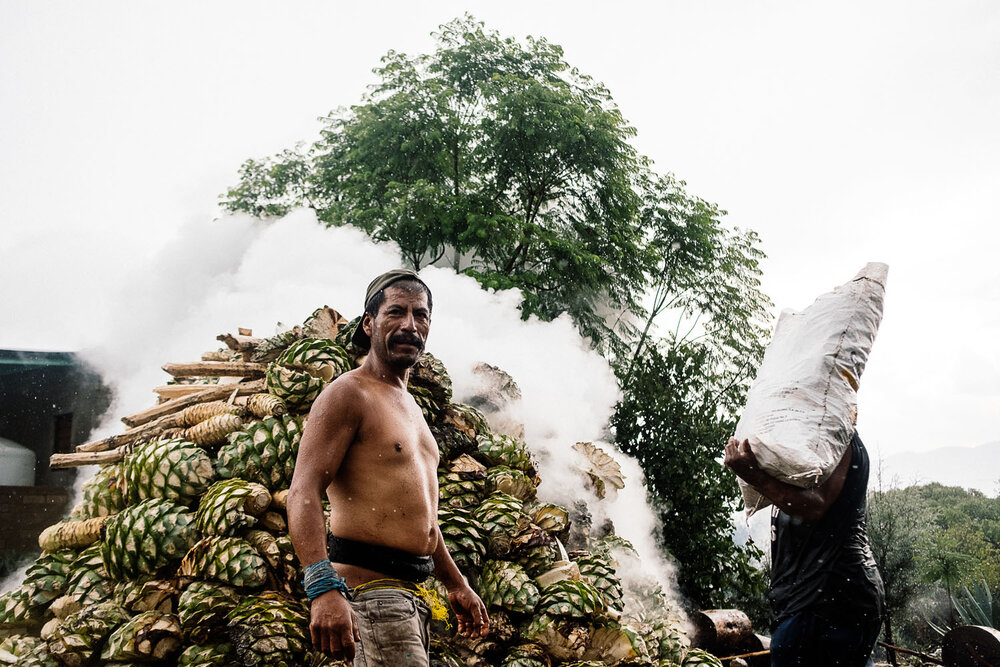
286;381;363;661
724;437;852;521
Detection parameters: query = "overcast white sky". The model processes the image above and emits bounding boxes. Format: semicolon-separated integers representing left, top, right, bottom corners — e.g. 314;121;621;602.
2;1;998;469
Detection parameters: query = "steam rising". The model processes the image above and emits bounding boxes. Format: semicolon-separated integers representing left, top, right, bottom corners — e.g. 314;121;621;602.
7;209;683;612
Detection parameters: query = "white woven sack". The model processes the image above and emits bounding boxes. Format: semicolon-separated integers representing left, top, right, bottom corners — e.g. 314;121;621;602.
735;262;888;516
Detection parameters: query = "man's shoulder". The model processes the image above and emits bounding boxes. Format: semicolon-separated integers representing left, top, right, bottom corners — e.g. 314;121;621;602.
311;369;369;413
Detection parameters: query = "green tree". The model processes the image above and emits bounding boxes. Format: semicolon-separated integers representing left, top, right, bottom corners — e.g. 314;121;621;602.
222;15;772;362
611;340;767;613
867;475;929;665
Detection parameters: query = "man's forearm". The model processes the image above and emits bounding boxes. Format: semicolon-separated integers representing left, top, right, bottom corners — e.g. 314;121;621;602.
742;470;829;520
431;525;466;589
727;437;851;521
287;484;330;567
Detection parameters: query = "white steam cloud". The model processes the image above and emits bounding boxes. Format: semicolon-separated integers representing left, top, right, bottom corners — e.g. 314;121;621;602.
7;209;684;613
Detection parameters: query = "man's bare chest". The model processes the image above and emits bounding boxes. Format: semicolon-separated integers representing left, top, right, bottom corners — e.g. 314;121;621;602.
353;403;437;466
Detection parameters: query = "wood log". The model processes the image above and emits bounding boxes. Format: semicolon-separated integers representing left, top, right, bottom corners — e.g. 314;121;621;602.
78;425;164;453
77;411;187;453
161;361;266;378
121;379;264;428
217;332;264;355
941;627;1000;667
38;516;109;550
691;609;759;657
78;397;249;454
878;641;945;665
76;431;135;453
200;349;234;362
153;385;214;400
719;649;771;660
51;447;129;469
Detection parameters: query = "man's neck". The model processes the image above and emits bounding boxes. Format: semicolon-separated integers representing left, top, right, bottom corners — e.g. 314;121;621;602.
360;354;411;389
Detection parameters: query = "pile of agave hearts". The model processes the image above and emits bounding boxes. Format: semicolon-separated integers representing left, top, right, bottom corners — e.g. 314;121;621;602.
0;306;724;667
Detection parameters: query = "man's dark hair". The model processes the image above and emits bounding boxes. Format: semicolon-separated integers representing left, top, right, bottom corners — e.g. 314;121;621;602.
364;279;433;319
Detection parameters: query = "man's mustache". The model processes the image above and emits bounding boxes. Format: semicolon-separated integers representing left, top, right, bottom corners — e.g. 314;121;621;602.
389;333;424;349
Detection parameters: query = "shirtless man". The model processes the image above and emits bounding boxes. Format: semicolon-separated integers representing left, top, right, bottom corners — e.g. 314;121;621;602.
287;270;489;666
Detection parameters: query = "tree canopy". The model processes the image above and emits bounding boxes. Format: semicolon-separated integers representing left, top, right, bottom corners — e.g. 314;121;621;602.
222;15;771;366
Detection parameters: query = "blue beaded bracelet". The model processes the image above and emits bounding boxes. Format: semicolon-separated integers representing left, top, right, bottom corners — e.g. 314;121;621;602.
303;559;350;601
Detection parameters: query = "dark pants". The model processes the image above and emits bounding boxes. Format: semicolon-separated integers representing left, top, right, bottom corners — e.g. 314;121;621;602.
771;609;881;667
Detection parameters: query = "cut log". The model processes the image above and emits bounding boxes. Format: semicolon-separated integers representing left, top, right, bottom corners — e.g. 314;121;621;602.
250;327;304;363
161;361;266;378
78;401;240;453
38;516;109;550
76;432;135;454
942;626;1000;667
77;424;163;453
217;332;264;355
878;641;944;665
153;385;216;400
200;349;234;362
121;379;264;428
51;446;129;469
691;609;760;658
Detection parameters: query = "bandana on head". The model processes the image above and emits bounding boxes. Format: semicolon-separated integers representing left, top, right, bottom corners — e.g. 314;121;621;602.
351;269;430;350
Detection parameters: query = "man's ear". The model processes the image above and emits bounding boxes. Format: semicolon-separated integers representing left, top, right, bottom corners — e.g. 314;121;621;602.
362;312;373;337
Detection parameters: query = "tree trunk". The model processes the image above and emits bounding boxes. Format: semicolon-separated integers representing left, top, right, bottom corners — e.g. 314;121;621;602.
883;613;897;666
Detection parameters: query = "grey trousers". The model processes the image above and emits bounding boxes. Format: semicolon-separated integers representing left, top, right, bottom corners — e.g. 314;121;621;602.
350;587;430;667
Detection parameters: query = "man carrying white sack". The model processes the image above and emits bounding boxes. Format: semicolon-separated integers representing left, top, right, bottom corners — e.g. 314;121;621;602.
725;432;884;666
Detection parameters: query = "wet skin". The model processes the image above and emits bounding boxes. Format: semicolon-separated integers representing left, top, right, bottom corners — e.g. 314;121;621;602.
287;285;489;661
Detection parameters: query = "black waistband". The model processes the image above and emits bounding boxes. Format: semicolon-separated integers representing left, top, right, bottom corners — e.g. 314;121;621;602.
326;534;434;583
